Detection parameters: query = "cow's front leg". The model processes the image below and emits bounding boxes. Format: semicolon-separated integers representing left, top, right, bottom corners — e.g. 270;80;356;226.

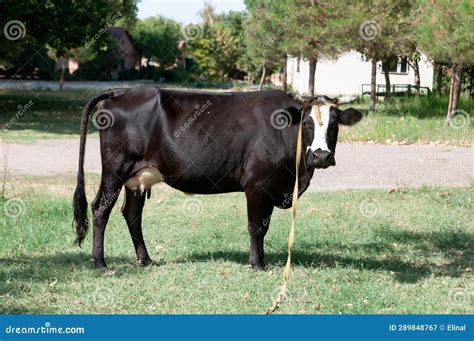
245;190;274;270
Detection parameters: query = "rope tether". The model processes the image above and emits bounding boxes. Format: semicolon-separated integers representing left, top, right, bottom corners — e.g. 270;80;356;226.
265;99;336;314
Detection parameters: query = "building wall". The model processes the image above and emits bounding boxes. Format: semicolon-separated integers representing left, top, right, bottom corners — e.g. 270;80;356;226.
287;51;434;96
115;34;140;71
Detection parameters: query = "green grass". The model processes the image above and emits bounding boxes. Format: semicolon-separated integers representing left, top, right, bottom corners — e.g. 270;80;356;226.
339;96;473;146
0;89;98;143
1;180;472;314
1;89;472;145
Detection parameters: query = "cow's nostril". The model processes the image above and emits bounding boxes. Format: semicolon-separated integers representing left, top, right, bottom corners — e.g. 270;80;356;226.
312;148;331;159
327;155;336;166
311;149;335;168
325;153;335;162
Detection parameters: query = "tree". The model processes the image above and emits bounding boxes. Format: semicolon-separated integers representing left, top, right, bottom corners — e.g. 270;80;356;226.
0;0;137;88
133;16;181;69
243;0;287;88
351;0;415;111
283;1;353;97
187;4;246;81
416;0;474;126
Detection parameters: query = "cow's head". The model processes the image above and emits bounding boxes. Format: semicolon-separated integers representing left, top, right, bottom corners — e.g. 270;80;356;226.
302;101;362;169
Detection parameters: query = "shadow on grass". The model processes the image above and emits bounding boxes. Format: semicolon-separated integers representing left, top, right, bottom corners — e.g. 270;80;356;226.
181;228;473;284
0;228;471;307
0;90;96;137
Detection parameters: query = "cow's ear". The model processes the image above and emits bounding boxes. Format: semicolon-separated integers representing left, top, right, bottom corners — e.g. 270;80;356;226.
338;108;363;126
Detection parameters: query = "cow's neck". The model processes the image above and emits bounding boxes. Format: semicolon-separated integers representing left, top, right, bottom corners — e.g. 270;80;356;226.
298;164;315;197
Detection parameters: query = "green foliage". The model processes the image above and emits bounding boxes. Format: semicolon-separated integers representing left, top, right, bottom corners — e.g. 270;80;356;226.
352;0;416;61
68;35;119;81
186;5;247;80
416;0;474;66
0;0;137;78
242;0;288;79
132;16;182;67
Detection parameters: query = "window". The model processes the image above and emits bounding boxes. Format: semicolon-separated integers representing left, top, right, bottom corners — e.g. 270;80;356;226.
399;58;408;73
381;58;409;74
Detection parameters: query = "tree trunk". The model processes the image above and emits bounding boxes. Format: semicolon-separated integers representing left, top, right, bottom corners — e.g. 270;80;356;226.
469;66;473;98
383;67;391;96
436;63;443;96
59;59;65;91
258;64;266;90
308;57;317;98
444;64;464;127
281;55;287;91
370;59;377;112
413;59;420;93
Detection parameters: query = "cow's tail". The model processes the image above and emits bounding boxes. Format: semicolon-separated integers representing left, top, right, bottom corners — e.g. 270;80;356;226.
73;89;124;247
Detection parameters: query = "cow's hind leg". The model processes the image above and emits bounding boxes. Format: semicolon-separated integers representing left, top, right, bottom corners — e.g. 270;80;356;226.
245;189;274;270
91;171;123;268
121;187;153;266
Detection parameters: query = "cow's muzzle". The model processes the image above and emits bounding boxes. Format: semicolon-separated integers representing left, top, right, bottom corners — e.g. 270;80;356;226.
308;148;336;169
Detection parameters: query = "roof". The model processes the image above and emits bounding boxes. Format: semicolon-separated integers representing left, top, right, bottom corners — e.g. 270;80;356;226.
108;27;141;53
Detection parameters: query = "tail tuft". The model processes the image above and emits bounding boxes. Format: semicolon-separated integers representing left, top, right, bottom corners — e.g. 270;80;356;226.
73;179;88;246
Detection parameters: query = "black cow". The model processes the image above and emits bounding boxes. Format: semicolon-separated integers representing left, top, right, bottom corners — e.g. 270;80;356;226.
73;87;362;270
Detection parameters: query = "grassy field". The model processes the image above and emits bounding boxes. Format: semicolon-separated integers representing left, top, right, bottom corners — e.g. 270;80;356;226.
1;89;472;145
0;89;98;143
1;176;472;314
338;95;473;146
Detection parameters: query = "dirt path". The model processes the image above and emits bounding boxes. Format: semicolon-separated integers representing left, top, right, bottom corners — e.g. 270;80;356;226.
1;139;472;191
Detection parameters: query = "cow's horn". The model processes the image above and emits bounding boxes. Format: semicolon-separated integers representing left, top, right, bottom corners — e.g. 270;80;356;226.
335;96;357;105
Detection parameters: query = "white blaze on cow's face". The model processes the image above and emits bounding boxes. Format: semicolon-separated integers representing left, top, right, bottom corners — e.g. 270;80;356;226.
307;105;331;153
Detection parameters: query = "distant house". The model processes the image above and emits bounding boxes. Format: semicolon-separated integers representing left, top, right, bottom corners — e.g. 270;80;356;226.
286;51;434;96
108;27;141;79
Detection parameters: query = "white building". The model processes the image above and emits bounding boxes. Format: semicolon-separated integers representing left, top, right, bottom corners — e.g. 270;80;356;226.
286;51;434;96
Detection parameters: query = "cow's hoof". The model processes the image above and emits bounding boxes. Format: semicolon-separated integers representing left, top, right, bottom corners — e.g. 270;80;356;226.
138;257;154;267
